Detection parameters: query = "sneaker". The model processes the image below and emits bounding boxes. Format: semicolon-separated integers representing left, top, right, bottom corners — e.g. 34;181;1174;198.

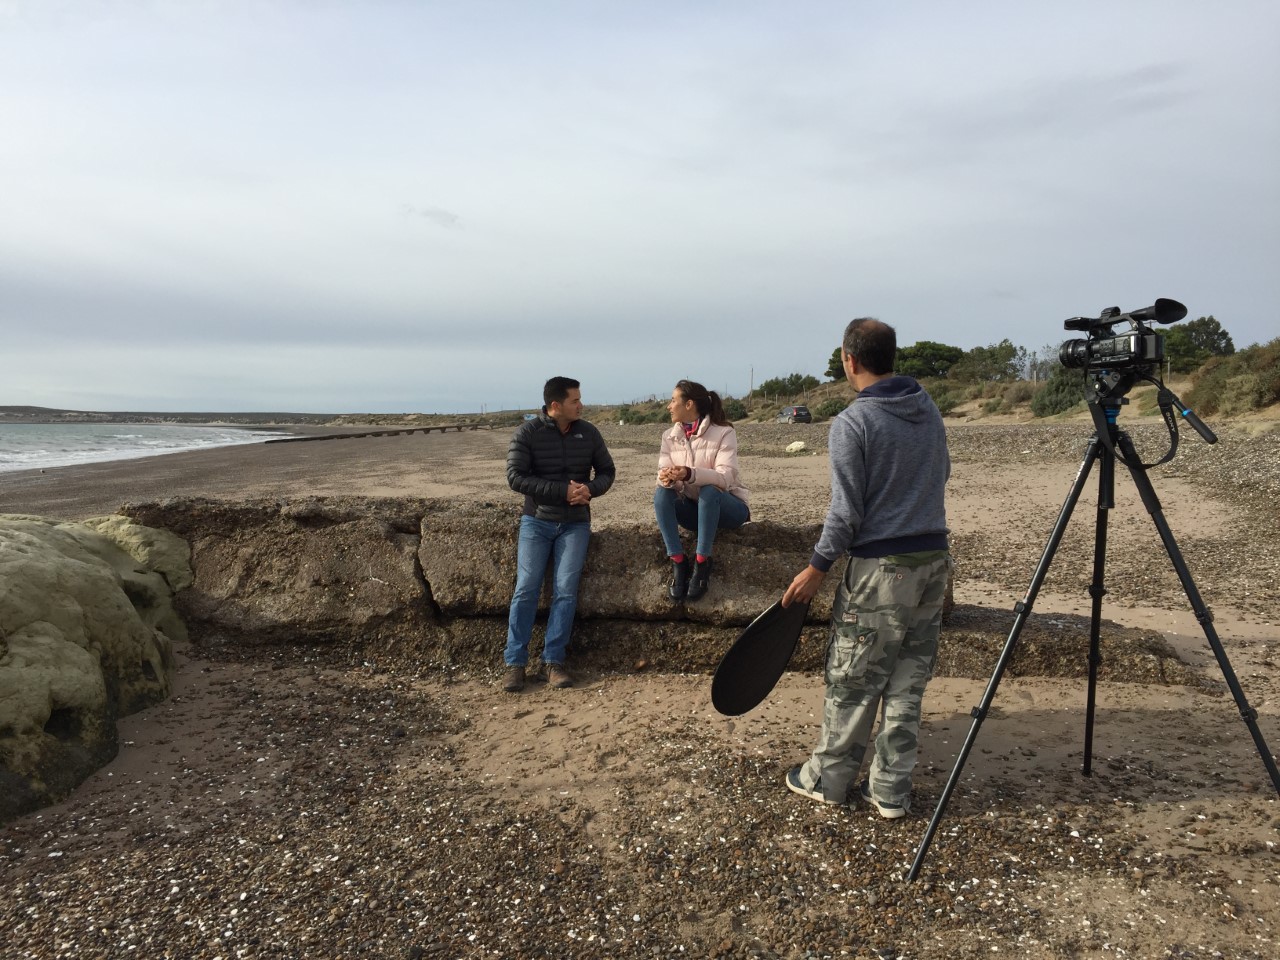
502;666;525;693
859;780;908;819
785;765;841;805
547;664;574;689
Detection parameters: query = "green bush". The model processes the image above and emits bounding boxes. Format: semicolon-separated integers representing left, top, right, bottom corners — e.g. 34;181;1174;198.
617;402;668;425
925;382;960;415
722;397;748;421
982;397;1003;414
813;398;848;420
930;390;960;415
1031;368;1087;417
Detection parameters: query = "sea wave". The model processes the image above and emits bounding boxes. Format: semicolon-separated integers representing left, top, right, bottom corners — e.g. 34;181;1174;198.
0;424;295;473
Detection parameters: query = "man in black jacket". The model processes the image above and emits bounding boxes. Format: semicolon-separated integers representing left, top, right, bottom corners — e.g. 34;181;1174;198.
503;376;615;692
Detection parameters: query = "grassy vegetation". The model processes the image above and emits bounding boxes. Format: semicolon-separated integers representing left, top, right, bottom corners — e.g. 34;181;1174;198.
1184;337;1280;416
590;341;1279;427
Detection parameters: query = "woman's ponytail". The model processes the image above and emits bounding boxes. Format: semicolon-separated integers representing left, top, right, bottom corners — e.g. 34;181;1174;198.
675;379;731;426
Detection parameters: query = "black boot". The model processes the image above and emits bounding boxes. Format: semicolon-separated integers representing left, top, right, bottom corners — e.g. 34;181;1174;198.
686;557;713;600
668;557;691;601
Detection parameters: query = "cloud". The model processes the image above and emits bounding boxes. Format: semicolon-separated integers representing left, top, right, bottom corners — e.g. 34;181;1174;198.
1;1;1276;411
401;204;462;229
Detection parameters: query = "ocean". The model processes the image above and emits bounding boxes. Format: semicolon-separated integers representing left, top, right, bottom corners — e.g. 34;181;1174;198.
0;423;296;473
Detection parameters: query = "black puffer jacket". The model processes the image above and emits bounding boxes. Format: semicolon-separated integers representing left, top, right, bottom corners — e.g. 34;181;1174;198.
506;413;615;523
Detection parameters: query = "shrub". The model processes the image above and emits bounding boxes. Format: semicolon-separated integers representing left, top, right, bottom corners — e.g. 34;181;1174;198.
982;397;1003;414
813;398;848;420
722;397;748;421
1031;368;1087;417
930;390;960;415
617;402;668;425
1185;338;1280;416
1003;381;1036;405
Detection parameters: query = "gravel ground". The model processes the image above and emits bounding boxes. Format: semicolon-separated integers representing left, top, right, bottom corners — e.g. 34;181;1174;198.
6;649;1274;960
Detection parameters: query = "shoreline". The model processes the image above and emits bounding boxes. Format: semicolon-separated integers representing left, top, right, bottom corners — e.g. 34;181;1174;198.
0;422;315;478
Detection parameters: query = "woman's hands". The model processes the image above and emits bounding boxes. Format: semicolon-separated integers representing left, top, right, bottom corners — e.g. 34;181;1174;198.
658;465;691;486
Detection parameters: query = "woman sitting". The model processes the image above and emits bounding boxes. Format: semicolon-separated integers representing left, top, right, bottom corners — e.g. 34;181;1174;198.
654;379;750;601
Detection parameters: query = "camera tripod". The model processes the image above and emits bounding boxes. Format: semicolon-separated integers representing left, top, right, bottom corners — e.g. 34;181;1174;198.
908;396;1280;881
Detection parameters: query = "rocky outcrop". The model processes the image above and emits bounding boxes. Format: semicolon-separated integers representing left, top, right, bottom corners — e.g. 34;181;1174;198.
121;497;1193;688
0;515;187;821
121;496;839;672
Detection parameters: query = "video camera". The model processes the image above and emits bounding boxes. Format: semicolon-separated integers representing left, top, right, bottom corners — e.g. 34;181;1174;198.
1055;296;1215;457
1058;298;1187;371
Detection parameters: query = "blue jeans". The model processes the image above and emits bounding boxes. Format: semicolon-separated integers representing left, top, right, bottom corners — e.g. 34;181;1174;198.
653;485;749;558
505;516;592;667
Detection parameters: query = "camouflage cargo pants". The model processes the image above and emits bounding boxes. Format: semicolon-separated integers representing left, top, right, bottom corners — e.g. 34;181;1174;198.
797;552;951;808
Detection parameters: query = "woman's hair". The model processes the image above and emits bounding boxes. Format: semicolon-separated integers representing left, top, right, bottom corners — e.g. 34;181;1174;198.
675;379;730;426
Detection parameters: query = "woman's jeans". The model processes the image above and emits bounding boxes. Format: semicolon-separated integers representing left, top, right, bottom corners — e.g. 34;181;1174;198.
505;516;591;667
653;485;749;558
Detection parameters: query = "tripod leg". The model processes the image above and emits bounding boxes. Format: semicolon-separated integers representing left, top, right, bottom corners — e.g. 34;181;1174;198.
1082;444;1115;777
908;437;1103;881
1115;431;1280;795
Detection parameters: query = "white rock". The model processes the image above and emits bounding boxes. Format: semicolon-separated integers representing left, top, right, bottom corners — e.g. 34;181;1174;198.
0;515;188;820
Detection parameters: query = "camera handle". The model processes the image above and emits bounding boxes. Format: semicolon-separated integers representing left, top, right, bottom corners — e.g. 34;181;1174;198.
907;415;1280;882
1159;386;1217;444
1088;380;1217;472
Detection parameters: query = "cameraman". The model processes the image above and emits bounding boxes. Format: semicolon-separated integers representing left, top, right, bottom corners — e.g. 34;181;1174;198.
782;318;951;817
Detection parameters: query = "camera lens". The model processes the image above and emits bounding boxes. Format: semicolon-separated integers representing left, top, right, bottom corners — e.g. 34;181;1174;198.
1059;339;1091;368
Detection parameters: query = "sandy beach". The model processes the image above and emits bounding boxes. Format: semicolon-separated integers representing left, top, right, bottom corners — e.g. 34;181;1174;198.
3;416;1279;959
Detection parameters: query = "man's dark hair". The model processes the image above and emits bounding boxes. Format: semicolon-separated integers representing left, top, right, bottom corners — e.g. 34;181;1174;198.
842;318;896;376
544;376;581;408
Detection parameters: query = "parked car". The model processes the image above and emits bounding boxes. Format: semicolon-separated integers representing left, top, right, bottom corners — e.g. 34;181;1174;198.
776;405;812;424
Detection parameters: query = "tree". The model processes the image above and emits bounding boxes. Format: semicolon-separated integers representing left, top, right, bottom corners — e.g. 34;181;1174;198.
948;339;1021;382
1165;316;1235;373
1184;315;1235;356
755;372;820;398
896;341;964;379
826;347;844;380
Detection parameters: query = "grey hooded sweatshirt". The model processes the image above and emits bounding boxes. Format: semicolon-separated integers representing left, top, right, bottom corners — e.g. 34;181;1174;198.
810;376;950;571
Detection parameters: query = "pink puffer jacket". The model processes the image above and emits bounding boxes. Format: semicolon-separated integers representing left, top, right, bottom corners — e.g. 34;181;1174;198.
656;417;749;506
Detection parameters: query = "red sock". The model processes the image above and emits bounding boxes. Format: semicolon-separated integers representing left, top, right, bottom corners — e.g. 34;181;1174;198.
669;553;685;563
696;554;709;564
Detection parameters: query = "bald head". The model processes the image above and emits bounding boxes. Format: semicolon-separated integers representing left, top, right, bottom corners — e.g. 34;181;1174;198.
842;318;896;376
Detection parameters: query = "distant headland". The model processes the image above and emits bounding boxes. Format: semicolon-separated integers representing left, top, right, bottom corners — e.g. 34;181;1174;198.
0;405;517;428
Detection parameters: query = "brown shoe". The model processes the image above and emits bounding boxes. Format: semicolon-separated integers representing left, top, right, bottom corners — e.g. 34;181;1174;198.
503;666;525;693
547;664;573;689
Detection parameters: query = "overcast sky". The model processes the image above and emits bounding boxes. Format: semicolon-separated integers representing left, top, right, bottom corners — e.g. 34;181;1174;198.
2;1;1277;413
